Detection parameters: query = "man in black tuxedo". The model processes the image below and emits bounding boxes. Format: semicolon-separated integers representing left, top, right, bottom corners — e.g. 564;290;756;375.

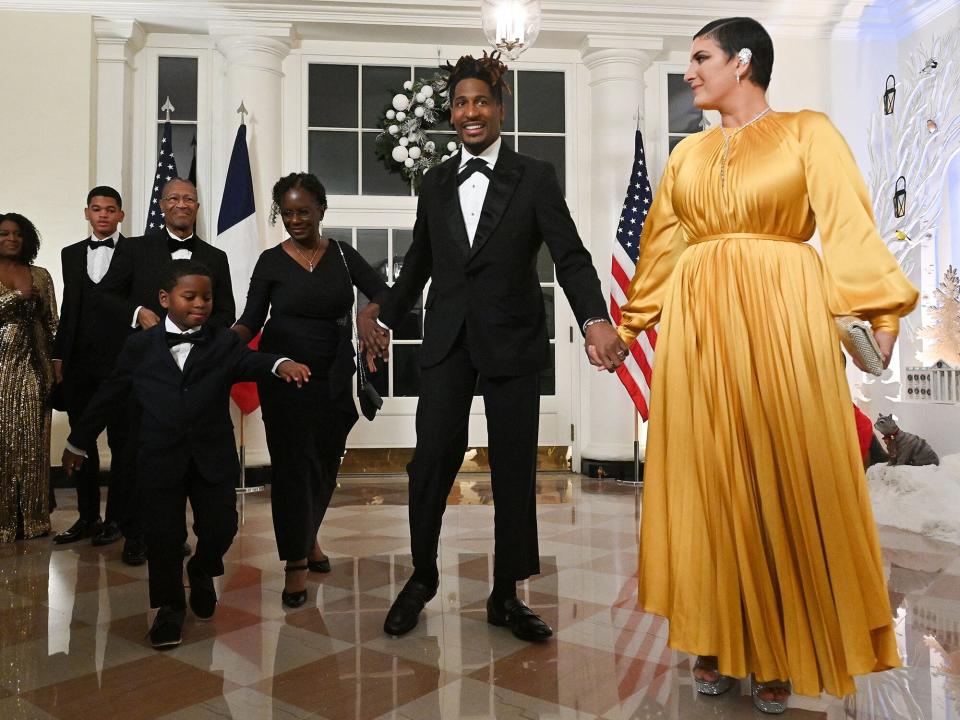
52;187;134;547
358;53;624;641
63;260;310;648
97;177;235;564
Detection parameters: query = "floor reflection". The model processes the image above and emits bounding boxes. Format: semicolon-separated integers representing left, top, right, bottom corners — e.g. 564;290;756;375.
0;475;956;719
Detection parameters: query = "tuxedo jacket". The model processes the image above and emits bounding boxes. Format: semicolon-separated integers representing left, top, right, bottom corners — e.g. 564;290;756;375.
53;235;135;397
98;231;236;329
68;324;282;488
379;145;608;377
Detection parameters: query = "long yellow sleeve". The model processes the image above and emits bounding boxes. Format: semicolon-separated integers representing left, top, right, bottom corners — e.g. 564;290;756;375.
801;111;918;336
617;150;688;347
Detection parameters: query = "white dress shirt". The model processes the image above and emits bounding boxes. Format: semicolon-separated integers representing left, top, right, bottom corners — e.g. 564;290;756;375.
165;316;201;370
458;137;501;246
167;229;194;260
87;229;121;284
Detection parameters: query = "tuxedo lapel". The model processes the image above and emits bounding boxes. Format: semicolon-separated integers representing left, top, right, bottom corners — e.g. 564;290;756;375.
469;147;524;261
153;325;185;376
439;160;471;260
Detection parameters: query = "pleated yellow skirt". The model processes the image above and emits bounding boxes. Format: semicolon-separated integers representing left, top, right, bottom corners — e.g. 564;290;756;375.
639;235;900;698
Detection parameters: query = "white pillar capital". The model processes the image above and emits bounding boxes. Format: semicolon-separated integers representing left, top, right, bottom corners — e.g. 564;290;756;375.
93;18;145;66
210;22;295;75
580;36;661;85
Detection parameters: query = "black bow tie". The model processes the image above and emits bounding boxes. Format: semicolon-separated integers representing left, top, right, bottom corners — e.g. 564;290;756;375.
88;237;115;250
166;328;206;348
458;158;494;186
167;236;196;255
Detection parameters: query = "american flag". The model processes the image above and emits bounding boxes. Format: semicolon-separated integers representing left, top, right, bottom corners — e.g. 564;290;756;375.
145;121;180;233
610;131;657;421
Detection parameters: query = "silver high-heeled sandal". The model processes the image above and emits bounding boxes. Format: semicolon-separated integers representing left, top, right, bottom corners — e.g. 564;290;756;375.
693;656;735;695
751;677;790;714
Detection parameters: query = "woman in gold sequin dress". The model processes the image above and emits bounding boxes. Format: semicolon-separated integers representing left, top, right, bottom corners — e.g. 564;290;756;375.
0;213;58;542
614;18;919;710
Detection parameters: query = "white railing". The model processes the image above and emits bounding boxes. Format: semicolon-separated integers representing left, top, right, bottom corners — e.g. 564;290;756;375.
904;365;960;403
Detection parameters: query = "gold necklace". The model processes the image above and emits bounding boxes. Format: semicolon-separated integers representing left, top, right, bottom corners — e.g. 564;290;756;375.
719;106;771;189
290;239;321;271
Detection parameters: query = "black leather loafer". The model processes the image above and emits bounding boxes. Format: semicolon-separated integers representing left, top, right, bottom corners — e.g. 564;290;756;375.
186;557;217;620
149;606;186;649
383;579;437;636
486;595;553;642
91;520;122;547
53;517;101;545
121;536;147;566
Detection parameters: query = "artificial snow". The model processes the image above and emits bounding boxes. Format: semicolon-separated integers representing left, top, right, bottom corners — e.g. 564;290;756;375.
867;453;960;545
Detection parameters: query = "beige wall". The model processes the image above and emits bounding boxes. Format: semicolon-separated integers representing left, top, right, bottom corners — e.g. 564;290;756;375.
0;10;96;450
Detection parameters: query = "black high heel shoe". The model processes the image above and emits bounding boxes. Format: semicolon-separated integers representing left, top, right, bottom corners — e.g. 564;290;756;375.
307;555;331;573
282;564;308;608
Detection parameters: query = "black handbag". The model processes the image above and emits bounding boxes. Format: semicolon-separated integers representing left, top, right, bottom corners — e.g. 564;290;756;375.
334;240;382;421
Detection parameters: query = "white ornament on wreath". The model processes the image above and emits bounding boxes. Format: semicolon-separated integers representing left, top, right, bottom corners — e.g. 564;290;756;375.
861;27;960;407
374;73;458;188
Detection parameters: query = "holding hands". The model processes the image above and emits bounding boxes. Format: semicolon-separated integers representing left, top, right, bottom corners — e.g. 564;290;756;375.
62;448;84;477
584;320;629;372
357;303;390;368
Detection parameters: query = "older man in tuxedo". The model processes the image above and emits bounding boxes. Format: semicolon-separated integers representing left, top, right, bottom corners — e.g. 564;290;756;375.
359;53;624;641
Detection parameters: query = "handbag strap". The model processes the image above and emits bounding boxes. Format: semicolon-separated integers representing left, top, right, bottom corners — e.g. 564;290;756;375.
332;239;370;389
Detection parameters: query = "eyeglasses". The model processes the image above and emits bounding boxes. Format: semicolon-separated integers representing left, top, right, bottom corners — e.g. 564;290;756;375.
279;209;315;221
162;195;198;206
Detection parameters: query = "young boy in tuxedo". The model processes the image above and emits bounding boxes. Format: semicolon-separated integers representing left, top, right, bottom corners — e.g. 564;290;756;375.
62;259;311;648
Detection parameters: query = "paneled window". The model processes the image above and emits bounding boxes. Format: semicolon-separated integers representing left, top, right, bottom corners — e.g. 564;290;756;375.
329;226;557;398
666;73;700;154
307;64;567;196
156;57;199;180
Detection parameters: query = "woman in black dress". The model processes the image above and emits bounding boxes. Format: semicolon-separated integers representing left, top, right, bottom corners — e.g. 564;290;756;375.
234;173;388;608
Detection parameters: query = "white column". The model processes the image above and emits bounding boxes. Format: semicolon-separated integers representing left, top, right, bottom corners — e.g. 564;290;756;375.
210;22;294;250
93;19;144;231
579;36;661;462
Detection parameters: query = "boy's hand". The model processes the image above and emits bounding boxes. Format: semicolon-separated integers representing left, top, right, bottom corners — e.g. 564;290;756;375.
62;449;85;476
277;360;311;388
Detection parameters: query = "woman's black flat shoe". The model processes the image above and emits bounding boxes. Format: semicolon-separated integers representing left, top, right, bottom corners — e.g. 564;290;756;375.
282;564;309;608
308;557;331;573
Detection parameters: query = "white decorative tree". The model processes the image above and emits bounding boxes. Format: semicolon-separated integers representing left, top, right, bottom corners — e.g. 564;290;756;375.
918;265;960;366
863;27;960;400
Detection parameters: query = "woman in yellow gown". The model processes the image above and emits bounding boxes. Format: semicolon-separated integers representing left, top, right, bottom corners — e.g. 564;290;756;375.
614;17;918;709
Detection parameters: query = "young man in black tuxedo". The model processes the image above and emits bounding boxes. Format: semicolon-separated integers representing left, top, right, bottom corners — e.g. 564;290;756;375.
63;260;311;648
358;53;624;641
97;177;236;564
52;187;134;547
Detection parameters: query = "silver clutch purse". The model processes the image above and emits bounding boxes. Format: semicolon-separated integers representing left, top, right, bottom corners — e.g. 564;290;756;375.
835;316;884;376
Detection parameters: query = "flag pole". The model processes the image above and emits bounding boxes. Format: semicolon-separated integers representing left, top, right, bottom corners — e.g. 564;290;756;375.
236;411;265;496
617;405;644;487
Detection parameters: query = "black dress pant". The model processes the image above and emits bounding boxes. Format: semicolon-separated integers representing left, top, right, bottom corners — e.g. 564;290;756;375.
141;460;238;609
64;371;132;525
408;328;541;582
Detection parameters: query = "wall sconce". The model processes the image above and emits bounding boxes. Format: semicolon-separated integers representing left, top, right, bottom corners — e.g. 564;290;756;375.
893;176;907;218
883;75;896;115
481;0;542;60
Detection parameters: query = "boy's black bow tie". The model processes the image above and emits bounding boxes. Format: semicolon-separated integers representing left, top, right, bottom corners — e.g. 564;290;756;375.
167;236;196;254
458;158;494;185
166;329;206;347
87;237;114;249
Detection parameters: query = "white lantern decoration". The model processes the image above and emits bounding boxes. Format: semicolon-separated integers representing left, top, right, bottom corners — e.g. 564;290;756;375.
404;157;415;168
408;146;422;159
425;98;435;109
425;141;436;151
447;141;458;152
403;80;413;91
399;137;409;147
392;93;410;112
388;124;400;135
392;146;409;162
422;85;434;98
414;106;425;118
396;111;406;122
481;0;542;60
415;92;426;103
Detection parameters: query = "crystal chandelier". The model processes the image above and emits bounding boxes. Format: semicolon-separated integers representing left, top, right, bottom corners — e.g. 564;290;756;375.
480;0;542;61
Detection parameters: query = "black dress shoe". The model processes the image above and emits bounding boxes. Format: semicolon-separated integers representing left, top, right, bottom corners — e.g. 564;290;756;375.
149;606;185;649
122;536;147;566
282;564;308;609
486;595;553;642
383;579;437;636
53;517;101;545
91;520;122;547
186;557;217;620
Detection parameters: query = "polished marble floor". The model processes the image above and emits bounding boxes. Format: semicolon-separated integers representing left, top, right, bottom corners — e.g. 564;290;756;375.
1;474;958;719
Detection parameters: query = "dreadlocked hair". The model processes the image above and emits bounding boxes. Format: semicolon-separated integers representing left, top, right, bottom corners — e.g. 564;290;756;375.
269;172;327;225
440;51;511;105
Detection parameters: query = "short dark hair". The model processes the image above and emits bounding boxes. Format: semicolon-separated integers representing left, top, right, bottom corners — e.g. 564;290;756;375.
0;212;41;265
86;186;122;208
442;51;511;106
694;17;774;91
269;172;327;225
160;177;196;198
160;258;212;292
